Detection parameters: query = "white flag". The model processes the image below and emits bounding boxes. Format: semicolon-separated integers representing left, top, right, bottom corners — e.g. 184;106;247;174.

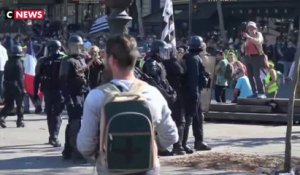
161;0;176;52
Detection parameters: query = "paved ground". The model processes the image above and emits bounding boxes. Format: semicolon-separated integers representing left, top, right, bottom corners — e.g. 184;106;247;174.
0;114;300;175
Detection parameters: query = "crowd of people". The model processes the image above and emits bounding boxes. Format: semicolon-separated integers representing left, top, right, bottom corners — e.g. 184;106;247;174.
0;19;298;174
0;28;213;171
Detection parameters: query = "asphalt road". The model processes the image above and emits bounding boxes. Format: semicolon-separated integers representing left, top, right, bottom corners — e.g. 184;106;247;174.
0;113;299;175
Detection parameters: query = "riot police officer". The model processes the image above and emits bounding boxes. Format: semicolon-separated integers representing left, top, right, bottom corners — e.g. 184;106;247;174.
163;50;186;155
143;40;168;84
143;40;177;156
34;40;65;147
59;35;88;160
0;45;25;128
182;36;211;152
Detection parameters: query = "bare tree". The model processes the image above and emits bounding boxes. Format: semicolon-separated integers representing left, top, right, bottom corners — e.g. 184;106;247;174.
284;17;300;172
136;0;144;38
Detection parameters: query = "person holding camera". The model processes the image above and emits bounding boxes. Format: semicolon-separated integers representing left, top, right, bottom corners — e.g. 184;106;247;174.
243;21;266;98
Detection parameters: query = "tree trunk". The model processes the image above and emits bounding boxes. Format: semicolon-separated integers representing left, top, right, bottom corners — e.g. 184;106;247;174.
216;0;226;46
136;0;145;38
188;0;193;36
284;17;300;172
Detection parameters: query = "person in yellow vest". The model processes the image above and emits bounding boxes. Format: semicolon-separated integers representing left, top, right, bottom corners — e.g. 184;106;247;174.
265;61;279;98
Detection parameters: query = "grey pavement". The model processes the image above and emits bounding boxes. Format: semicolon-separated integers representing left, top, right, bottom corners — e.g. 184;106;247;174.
0;114;300;175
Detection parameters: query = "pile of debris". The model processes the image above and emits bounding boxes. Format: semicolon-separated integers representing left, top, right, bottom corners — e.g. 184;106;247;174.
163;152;300;174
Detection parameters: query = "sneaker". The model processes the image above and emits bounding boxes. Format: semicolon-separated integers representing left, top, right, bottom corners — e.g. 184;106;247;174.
0;118;7;128
247;93;258;98
257;94;266;99
49;138;62;147
183;145;194;154
194;142;211;151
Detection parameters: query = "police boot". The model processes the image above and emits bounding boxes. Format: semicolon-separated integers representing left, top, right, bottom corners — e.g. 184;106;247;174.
16;120;25;128
0;117;7;128
35;106;42;114
182;125;194;154
194;141;211;151
158;149;174;157
172;125;185;155
172;143;185;155
62;124;72;160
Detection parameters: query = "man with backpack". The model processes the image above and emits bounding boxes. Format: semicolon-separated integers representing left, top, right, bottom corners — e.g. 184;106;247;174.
59;35;89;160
77;34;178;175
182;36;211;152
215;50;229;103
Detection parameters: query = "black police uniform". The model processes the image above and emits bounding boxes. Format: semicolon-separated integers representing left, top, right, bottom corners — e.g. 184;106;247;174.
0;45;25;128
182;36;211;152
142;40;176;156
163;55;186;155
60;35;88;159
34;40;65;147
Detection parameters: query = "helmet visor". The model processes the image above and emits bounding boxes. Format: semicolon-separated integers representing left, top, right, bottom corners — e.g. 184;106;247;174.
159;45;170;60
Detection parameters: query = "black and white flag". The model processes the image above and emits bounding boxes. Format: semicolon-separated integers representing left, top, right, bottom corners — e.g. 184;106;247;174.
90;15;109;34
161;0;176;51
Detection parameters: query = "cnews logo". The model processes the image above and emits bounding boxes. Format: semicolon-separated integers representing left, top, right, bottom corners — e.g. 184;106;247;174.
4;10;45;20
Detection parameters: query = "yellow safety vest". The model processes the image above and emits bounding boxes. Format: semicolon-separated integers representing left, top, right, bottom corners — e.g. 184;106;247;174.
265;69;279;94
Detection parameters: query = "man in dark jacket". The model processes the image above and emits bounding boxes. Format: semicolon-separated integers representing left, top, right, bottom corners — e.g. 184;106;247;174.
163;52;187;155
142;40;177;156
0;45;25;128
182;36;211;152
59;35;88;160
34;40;65;147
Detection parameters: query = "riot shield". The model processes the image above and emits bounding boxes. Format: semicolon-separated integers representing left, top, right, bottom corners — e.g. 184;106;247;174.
200;54;216;112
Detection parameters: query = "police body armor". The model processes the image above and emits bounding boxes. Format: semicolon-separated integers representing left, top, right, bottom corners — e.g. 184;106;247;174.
59;55;88;95
142;57;177;104
143;59;163;83
38;55;63;91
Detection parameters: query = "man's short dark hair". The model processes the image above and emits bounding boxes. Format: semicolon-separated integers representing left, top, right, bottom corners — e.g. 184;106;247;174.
106;34;139;70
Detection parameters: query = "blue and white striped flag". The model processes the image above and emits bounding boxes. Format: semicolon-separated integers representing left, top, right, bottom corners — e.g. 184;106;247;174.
90;15;109;34
161;0;176;52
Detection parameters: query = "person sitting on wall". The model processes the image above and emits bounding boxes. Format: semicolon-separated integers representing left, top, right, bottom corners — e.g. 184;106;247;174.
232;68;253;103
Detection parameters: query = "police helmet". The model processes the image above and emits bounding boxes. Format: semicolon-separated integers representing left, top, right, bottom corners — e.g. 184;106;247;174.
68;35;84;45
150;40;168;54
47;40;62;55
11;45;24;57
47;40;62;49
189;35;205;51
